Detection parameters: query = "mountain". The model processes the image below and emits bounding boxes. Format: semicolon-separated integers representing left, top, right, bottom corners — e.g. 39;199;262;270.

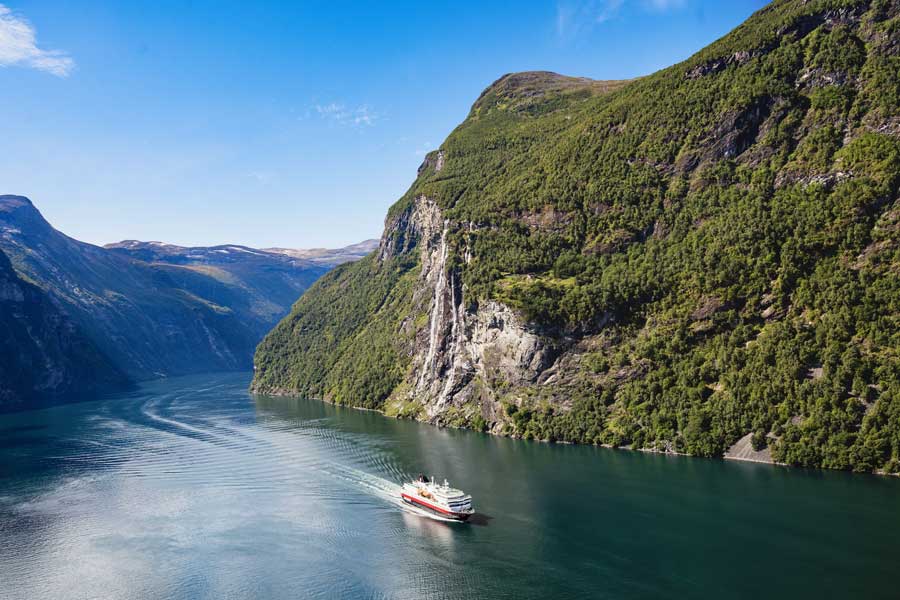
264;239;379;267
252;0;900;474
0;247;127;410
107;239;378;269
102;239;331;320
0;195;372;394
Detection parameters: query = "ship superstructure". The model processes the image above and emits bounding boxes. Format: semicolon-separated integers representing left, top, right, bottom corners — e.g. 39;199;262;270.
401;475;474;521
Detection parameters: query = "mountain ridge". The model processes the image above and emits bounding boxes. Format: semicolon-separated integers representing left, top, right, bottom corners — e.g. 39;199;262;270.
261;239;379;267
0;194;374;408
104;239;377;268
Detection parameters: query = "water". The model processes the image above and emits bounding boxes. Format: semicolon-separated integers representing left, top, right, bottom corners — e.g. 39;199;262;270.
1;373;898;599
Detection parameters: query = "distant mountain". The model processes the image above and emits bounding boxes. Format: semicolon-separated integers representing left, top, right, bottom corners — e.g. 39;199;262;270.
0;195;373;405
0;247;127;410
106;239;377;270
253;0;900;474
264;239;379;267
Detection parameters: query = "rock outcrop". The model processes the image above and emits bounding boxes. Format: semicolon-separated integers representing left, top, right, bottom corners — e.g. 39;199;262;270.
380;195;555;426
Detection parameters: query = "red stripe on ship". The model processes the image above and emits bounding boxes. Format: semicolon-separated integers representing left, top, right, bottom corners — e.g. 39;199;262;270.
401;493;466;517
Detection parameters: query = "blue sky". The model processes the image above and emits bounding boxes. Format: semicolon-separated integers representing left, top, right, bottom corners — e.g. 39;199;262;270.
0;0;767;249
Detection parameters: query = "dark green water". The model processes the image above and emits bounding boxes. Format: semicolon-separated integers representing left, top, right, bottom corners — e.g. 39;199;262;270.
1;373;898;599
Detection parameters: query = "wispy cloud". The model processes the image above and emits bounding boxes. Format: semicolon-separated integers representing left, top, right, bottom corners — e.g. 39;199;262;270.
0;4;74;77
556;0;687;38
246;171;275;185
643;0;687;11
556;0;622;37
313;102;380;127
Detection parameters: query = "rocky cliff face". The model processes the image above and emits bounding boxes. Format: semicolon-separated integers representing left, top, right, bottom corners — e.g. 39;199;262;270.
253;0;900;473
0;248;127;410
382;195;555;428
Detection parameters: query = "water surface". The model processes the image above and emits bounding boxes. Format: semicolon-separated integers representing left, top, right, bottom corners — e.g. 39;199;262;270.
1;373;897;599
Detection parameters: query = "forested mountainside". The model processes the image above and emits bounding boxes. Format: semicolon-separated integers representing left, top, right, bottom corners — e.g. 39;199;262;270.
0;248;127;410
253;0;900;473
0;195;364;391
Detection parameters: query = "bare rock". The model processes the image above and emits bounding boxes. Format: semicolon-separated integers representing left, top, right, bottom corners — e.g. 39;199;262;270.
725;433;774;464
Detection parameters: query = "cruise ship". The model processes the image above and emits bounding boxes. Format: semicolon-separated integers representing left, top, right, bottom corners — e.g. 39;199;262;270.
401;475;474;521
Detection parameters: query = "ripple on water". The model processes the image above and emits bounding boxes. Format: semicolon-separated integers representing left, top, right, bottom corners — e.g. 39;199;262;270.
2;373;900;600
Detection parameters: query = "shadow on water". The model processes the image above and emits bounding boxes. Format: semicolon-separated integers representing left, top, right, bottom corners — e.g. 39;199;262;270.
0;424;48;434
0;435;50;449
466;513;493;527
0;379;138;416
0;423;51;454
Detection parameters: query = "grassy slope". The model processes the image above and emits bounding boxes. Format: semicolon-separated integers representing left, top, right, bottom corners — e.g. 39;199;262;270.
254;0;900;473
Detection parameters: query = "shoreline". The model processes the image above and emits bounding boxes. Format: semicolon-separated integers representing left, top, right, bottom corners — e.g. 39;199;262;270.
251;387;898;478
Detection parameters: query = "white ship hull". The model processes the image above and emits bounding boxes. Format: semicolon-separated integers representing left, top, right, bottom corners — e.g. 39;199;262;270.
400;479;474;521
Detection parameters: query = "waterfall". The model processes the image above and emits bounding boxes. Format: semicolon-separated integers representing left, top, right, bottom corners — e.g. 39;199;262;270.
438;271;461;404
419;222;449;387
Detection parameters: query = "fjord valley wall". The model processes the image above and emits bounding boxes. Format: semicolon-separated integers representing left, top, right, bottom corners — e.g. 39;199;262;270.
0;246;128;410
253;0;900;474
0;194;370;410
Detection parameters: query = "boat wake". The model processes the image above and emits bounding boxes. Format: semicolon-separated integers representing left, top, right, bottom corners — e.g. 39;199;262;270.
320;463;463;524
124;387;466;526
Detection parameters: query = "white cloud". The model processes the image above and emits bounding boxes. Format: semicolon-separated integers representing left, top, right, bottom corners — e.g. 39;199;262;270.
0;4;73;77
557;0;623;37
556;0;687;37
313;102;379;127
246;171;275;185
643;0;687;11
596;0;625;23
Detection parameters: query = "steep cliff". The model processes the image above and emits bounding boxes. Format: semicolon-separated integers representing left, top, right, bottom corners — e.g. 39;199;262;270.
0;248;127;410
253;0;900;473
